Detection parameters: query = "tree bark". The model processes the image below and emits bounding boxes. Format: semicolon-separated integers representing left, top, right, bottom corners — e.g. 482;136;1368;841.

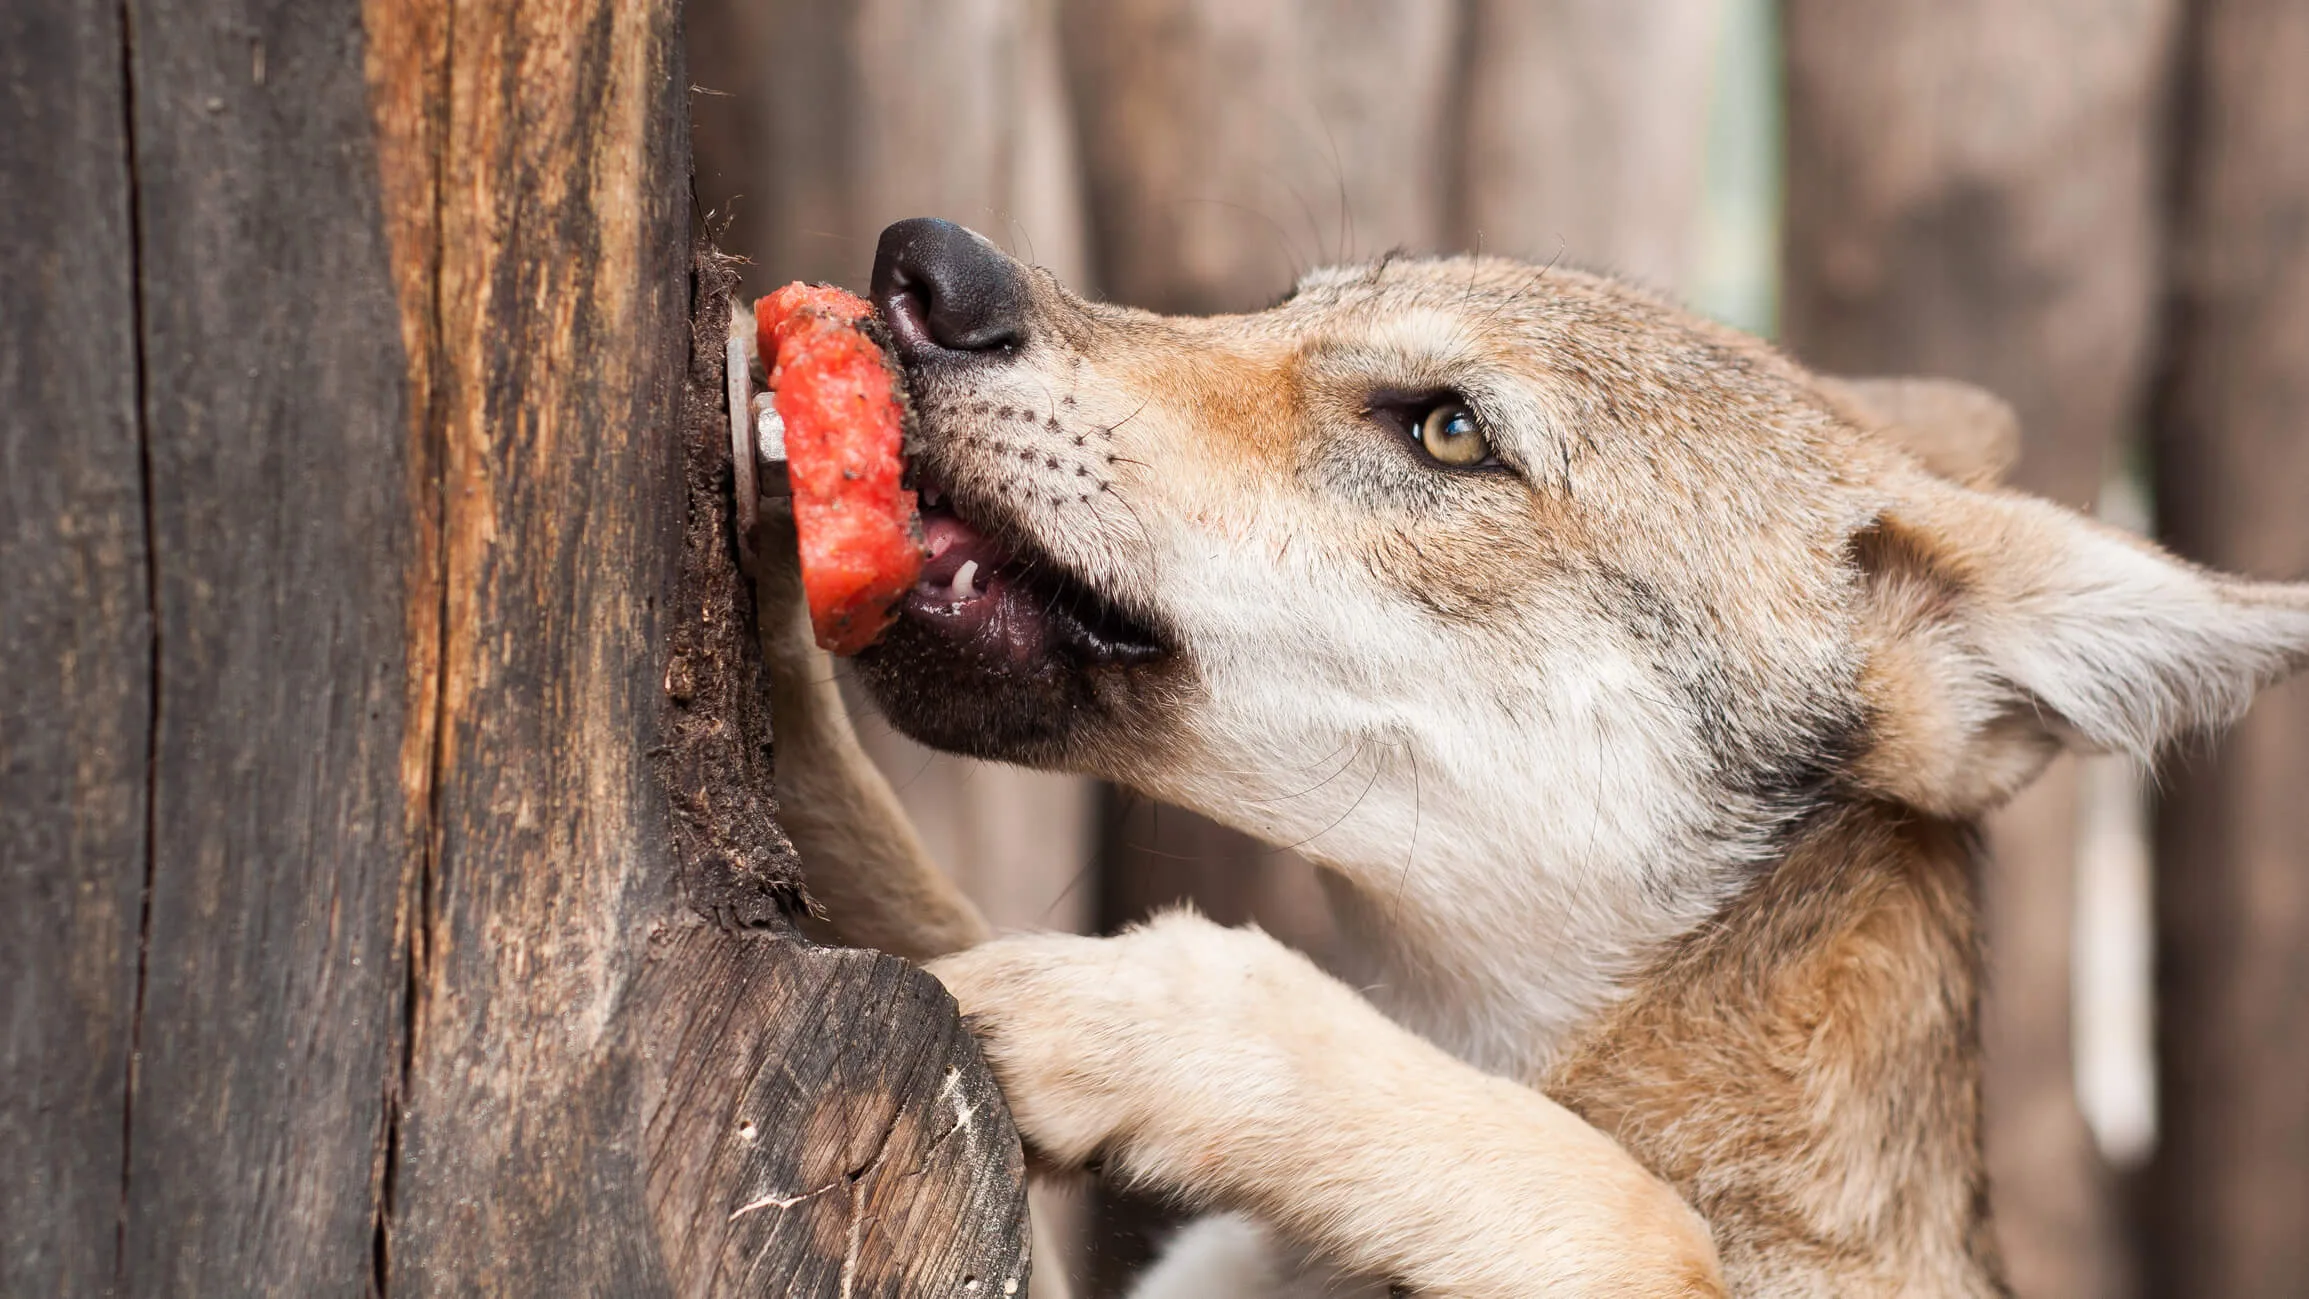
2147;2;2309;1293
1781;4;2179;1295
3;0;1030;1292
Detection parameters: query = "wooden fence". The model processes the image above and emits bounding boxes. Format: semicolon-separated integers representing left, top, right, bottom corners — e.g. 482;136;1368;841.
7;0;2303;1295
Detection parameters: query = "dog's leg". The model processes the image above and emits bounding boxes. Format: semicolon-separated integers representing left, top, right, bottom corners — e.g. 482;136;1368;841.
929;913;1724;1299
753;504;989;961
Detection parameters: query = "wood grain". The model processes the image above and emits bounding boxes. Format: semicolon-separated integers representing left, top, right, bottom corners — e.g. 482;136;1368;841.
0;1;149;1292
357;56;1036;1271
2148;1;2309;1290
641;924;1030;1297
371;1;759;1285
114;0;418;1288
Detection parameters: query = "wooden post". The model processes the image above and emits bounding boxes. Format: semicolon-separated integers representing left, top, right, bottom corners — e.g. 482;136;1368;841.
1780;5;2178;1294
1059;0;1461;313
2148;2;2309;1292
1452;0;1722;293
2;0;1029;1293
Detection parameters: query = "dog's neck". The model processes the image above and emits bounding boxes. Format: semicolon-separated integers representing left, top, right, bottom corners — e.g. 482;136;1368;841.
1306;794;1999;1288
1537;800;2000;1292
1318;850;1729;1079
1167;711;1769;1078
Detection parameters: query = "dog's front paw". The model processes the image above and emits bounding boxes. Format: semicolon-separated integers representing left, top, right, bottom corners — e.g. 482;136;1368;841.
926;912;1317;1174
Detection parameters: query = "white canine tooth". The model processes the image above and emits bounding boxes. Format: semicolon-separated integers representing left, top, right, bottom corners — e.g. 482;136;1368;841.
953;559;979;600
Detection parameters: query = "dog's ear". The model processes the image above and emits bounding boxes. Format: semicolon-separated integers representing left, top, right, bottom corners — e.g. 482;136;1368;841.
1819;376;2019;487
1851;473;2309;816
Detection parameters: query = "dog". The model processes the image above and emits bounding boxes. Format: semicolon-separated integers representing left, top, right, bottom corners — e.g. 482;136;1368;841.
755;218;2309;1296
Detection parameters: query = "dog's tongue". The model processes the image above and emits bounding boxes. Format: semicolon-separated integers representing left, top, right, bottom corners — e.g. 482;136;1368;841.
908;510;1052;665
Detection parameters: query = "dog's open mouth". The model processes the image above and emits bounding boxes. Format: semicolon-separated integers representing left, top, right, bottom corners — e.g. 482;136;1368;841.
905;477;1167;670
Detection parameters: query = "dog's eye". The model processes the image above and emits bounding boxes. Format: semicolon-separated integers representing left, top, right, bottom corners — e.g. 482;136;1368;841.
1417;401;1490;467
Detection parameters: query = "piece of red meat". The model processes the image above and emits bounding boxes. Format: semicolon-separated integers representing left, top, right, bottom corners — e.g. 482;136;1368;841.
757;282;924;656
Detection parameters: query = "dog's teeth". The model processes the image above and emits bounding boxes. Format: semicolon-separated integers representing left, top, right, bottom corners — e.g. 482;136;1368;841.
953;559;979;600
928;532;951;559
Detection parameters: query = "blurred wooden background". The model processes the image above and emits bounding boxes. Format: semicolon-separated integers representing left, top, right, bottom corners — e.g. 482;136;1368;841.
688;1;2309;1295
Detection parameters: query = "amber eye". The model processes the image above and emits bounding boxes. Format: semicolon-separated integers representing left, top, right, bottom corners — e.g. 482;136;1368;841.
1417;401;1490;467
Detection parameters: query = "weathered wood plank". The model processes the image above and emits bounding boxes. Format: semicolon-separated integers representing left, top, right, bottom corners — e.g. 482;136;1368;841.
0;2;149;1293
2148;1;2309;1290
364;21;1038;1266
3;0;1034;1287
115;0;416;1290
378;0;697;1288
1780;6;2177;1293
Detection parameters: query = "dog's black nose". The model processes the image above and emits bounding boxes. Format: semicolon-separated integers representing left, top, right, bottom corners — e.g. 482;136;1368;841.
872;218;1029;360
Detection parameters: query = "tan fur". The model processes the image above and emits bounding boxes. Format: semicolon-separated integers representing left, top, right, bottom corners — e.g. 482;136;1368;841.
1547;808;1997;1295
756;234;2309;1296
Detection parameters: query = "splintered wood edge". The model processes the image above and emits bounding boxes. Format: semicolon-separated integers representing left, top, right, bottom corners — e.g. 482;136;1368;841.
727;296;758;567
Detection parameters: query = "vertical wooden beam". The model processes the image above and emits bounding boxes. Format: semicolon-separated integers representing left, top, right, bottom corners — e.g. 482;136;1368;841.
1780;4;2178;1294
2148;2;2309;1291
113;0;418;1288
0;3;148;1293
376;0;695;1285
1453;0;1723;295
1060;0;1460;314
691;0;1090;297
